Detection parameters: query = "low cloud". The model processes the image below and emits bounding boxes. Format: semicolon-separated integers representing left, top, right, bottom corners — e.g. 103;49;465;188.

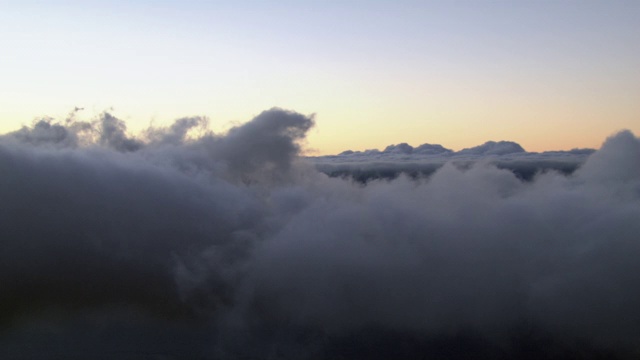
0;110;638;359
312;139;594;182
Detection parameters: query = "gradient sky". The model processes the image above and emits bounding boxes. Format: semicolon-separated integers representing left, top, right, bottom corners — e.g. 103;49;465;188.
1;0;638;155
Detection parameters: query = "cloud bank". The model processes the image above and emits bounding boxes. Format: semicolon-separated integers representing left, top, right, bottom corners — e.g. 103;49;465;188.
1;109;639;359
312;137;595;183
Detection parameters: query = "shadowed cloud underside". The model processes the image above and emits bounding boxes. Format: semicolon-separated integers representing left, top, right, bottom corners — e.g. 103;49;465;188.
0;109;639;359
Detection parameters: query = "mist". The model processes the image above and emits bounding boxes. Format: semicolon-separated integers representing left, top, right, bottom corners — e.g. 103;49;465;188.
1;109;639;359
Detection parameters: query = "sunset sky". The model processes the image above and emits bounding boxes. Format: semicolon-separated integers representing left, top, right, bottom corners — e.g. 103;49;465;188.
1;0;638;155
3;3;640;357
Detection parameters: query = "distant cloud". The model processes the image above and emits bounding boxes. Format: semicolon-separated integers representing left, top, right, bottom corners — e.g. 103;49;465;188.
457;140;525;156
414;142;453;155
311;139;594;182
0;110;638;359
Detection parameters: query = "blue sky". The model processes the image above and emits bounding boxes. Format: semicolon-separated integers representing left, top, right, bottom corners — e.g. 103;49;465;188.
1;0;638;154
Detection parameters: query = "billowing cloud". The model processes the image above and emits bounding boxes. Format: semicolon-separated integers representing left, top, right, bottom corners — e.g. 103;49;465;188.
0;110;638;359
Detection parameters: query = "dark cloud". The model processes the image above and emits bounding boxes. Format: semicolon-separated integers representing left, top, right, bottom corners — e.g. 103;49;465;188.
98;113;145;152
9;119;79;148
0;111;638;359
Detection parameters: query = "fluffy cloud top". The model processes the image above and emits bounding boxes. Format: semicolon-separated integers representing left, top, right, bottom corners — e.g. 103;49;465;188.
0;109;638;359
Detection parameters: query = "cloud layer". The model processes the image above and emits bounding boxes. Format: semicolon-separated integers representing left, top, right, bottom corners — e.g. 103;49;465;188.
1;110;639;359
312;137;595;183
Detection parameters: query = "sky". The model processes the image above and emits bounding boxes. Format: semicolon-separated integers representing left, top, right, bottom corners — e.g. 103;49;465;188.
1;0;638;155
